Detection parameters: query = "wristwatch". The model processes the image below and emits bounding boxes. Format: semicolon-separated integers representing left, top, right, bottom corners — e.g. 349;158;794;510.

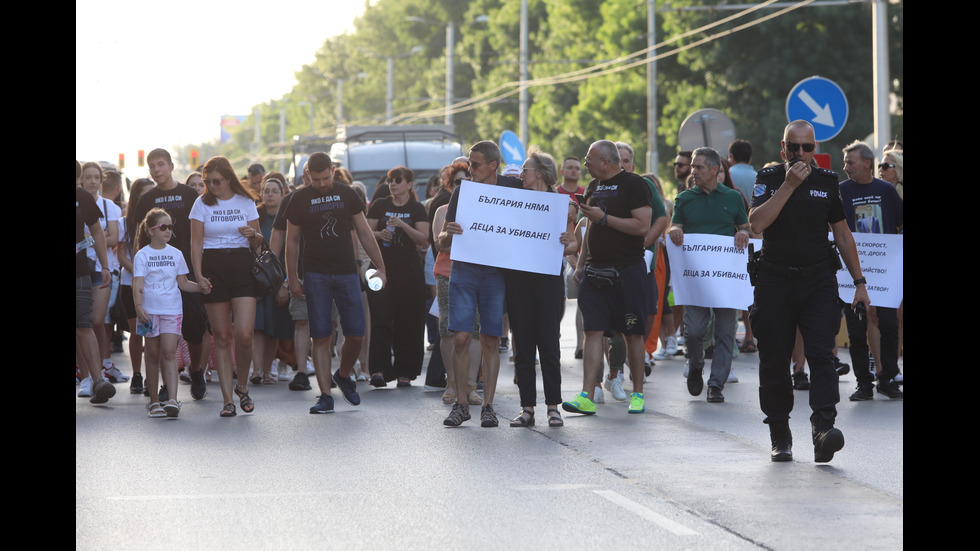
599;213;608;226
853;277;866;285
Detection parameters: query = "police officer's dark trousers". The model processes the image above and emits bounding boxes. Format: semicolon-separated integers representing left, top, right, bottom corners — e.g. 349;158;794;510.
751;269;841;424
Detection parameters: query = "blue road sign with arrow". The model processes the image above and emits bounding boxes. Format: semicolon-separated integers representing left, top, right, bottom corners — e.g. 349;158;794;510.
499;130;526;166
786;76;848;142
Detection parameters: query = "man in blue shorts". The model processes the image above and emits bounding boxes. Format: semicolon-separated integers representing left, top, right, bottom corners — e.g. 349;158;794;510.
285;152;387;413
438;140;523;427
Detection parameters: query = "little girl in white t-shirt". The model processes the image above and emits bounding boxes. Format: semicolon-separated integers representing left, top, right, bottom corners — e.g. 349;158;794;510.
133;208;201;418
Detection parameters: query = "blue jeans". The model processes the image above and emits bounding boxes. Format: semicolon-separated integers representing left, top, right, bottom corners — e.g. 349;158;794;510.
448;261;505;337
304;271;365;339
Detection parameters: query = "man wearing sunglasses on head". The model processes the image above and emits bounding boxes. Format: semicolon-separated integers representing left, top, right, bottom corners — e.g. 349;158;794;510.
748;120;869;464
438;140;523;428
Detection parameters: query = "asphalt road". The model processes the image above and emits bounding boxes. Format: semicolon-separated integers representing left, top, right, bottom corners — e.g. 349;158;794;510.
77;299;903;550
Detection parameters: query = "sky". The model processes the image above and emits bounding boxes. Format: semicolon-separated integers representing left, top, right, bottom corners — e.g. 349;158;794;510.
76;0;368;177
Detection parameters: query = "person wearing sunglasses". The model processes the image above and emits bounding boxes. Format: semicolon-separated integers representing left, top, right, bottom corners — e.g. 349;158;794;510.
878;150;903;200
131;149;211;401
438;141;525;427
748;120;869;463
506;150;579;428
363;166;430;388
190;156;262;417
673;150;693;192
839;141;903;403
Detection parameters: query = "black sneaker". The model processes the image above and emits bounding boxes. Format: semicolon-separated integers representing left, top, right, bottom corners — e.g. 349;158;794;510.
129;373;144;395
792;371;810;390
574;348;583;359
707;386;724;403
189;369;207;400
498;337;509;352
849;386;874;401
90;379;117;404
444;402;470;426
309;394;335;414
834;356;850;376
289;371;312;391
686;366;704;396
876;380;904;400
333;370;361;406
158;384;169;403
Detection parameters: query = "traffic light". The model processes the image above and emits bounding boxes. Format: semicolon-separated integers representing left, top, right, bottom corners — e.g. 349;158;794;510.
190;149;199;168
138;149;145;167
118;153;125;169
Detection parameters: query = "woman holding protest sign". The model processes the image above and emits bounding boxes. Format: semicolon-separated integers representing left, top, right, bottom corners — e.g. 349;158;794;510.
506;150;579;428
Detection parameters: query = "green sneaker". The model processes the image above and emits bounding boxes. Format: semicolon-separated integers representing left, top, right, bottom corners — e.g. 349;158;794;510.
628;392;645;414
562;392;597;415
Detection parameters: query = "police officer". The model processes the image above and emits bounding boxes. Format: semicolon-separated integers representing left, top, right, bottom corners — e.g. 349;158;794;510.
748;120;870;463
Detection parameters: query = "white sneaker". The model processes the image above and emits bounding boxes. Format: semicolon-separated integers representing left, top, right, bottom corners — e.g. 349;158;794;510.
605;375;627;401
893;372;903;384
102;364;130;383
354;360;368;381
305;359;316;376
683;363;689;377
269;359;279;381
665;336;678;356
78;376;94;397
278;368;293;381
653;347;668;361
674;335;684;348
727;366;739;384
593;385;605;404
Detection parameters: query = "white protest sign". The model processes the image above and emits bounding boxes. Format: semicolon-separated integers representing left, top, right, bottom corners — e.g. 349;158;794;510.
834;232;903;308
665;233;758;309
450;181;569;275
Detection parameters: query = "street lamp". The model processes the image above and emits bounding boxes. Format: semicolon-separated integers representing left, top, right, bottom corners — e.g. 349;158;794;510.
361;46;424;124
406;16;455;127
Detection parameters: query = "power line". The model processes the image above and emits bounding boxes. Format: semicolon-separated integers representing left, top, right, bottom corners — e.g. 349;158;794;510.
373;0;814;125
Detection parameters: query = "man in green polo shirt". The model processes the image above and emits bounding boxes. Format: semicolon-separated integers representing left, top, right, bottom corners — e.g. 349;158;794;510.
668;146;750;403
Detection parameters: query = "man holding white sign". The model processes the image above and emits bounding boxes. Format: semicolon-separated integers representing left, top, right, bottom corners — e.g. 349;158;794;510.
438;140;523;428
668;147;751;404
839;140;903;401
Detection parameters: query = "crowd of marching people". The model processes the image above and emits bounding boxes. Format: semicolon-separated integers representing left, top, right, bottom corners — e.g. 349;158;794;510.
77;129;901;461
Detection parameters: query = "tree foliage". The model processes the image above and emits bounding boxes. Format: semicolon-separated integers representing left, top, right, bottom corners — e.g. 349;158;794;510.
195;0;902;189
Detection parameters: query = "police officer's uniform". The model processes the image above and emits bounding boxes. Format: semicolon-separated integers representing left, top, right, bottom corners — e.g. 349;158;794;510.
748;163;844;431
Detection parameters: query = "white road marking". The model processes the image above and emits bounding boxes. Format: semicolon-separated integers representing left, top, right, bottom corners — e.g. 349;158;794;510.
594;490;700;536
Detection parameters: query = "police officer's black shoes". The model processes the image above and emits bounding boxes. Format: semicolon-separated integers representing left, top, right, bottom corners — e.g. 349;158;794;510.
811;414;844;463
769;421;793;462
687;366;704;396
